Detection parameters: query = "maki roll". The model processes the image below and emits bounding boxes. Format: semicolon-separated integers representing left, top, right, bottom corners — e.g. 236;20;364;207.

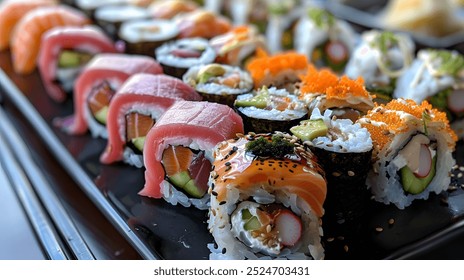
294;6;357;73
140;101;244;210
207;132;326;260
394;49;464;138
94;5;150;40
148;0;198;19
246;49;308;93
38;25;119;103
345;30;415;102
155;37;217;78
10;5;90;75
210;25;267;67
54;53;163;138
182;63;253;107
290;108;372;235
118;19;179;57
74;0;129;18
358;99;457;209
298;65;375;122
100;73;202;167
175;9;231;39
265;0;302;53
234;86;308;133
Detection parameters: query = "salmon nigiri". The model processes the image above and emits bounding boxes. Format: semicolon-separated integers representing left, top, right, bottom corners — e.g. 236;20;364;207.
175;9;231;39
10;5;90;75
0;0;57;51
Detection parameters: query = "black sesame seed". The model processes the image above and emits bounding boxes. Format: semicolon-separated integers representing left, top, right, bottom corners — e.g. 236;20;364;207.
212;191;218;196
225;162;231;166
292;164;297;168
211;165;215;171
214;174;219;179
222;248;227;254
289;169;294;173
219;201;226;205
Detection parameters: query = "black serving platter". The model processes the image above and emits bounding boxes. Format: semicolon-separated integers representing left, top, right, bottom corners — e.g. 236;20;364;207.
326;0;464;49
2;50;464;260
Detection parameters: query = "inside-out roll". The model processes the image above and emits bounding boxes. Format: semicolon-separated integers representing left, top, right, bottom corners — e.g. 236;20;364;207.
207;132;327;260
358;98;457;209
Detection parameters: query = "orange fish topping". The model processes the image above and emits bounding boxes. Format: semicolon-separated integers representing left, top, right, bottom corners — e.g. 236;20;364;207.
360;99;457;151
299;65;370;100
246;49;308;86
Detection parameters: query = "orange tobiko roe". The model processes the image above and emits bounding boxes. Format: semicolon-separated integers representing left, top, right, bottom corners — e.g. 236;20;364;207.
246;48;308;86
361;99;457;151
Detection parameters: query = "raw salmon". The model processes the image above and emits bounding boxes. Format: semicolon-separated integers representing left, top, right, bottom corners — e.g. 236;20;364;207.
175;9;231;39
10;5;90;75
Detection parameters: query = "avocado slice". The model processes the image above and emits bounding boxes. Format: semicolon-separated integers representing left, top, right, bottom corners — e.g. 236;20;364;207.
94;106;109;125
197;64;226;84
130;136;146;152
400;156;437;195
290;119;328;141
168;171;191;190
244;216;261;231
235;91;269;109
183;179;206;198
58;50;93;68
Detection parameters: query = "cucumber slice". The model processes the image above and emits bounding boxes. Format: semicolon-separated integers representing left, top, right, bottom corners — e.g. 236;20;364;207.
94;106;109;125
401;156;437;195
241;209;253;220
130;136;146;152
183;179;206;198
244;216;261;231
58;50;92;68
168;171;191;189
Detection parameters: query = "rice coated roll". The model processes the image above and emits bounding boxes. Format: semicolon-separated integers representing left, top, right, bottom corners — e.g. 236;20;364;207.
148;0;198;19
155;37;217;78
234;86;308;133
394;49;464;138
140;101;244;210
100;73;202;168
358;99;457;209
298;65;375;122
38;25;119;103
54;53;163;138
183;63;253;107
294;6;357;73
345;30;415;102
246;49;308;93
118;19;179;57
75;0;129;18
210;25;267;67
291;108;372;233
94;5;150;40
207;132;327;260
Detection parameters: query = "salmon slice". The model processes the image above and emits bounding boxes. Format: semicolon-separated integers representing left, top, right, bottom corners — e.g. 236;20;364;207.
125;112;155;141
10;5;90;75
176;10;231;39
0;0;56;51
162;145;194;178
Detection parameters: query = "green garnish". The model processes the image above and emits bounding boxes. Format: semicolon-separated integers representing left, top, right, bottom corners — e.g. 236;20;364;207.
429;50;464;76
307;7;335;29
370;31;398;55
246;134;294;158
422;109;432;136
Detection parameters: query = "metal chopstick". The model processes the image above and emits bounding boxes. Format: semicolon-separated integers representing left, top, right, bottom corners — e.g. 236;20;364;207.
0;108;95;260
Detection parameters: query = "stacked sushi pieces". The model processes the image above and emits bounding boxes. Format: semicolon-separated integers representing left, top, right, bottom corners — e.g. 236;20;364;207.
1;0;461;261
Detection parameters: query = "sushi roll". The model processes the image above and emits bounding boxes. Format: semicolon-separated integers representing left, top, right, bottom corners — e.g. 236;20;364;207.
209;25;267;67
182;63;253;107
10;5;91;75
148;0;198;19
74;0;129;18
0;0;56;52
174;9;232;39
294;6;357;73
100;73;202;168
345;30;415;102
38;25;119;103
155;37;217;78
234;86;308;133
290;108;372;234
94;5;150;40
246;49;308;93
118;19;179;57
358;99;457;209
265;0;303;53
54;53;163;138
139;101;244;210
298;65;375;122
207;132;327;260
394;49;464;138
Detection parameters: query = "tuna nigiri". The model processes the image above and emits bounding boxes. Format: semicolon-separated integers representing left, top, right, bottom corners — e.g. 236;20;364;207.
10;5;90;75
140;100;244;209
100;73;202;167
0;0;56;51
38;25;120;103
53;53;163;138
